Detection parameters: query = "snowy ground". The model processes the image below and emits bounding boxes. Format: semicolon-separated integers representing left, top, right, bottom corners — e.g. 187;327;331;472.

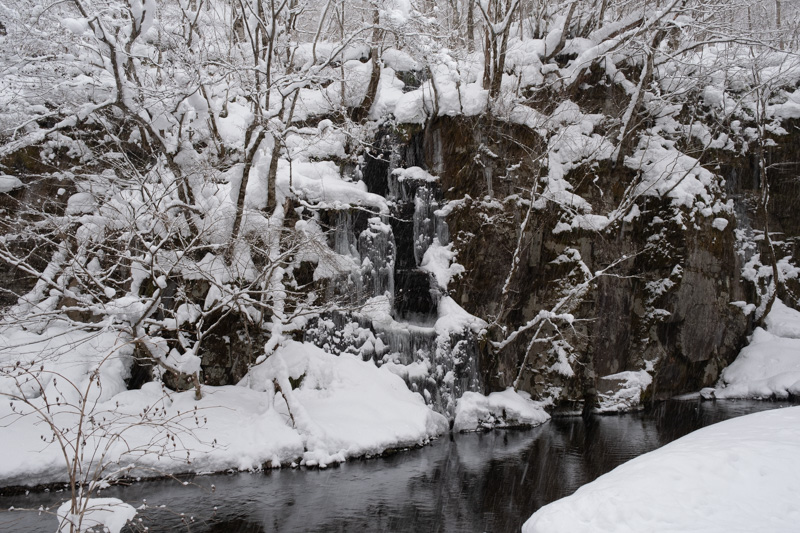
709;300;800;399
523;405;800;533
0;332;448;487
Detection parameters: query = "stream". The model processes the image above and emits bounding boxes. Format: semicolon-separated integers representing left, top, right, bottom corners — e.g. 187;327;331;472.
0;399;793;532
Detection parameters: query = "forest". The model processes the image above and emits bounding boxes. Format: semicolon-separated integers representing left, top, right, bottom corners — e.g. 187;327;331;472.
1;0;800;531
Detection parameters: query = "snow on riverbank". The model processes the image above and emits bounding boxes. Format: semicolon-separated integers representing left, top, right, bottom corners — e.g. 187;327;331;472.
0;332;447;487
709;300;800;399
523;406;800;533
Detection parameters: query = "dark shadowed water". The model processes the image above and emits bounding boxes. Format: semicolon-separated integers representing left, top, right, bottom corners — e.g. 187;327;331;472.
0;399;794;532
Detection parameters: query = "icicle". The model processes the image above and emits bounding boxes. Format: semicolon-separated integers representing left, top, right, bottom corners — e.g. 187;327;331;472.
358;217;396;301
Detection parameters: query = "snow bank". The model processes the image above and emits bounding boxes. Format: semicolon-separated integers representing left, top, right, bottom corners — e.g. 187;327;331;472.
763;299;800;339
712;328;800;399
523;406;800;533
453;388;550;432
245;341;449;466
712;300;800;399
0;334;447;487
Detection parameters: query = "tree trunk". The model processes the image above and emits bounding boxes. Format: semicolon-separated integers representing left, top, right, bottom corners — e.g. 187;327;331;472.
266;135;281;212
351;50;380;122
490;27;510;98
230;129;268;247
467;0;475;51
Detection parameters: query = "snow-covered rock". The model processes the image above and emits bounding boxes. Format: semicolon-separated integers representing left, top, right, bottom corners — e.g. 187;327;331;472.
453;388;550;432
65;192;96;215
595;370;653;413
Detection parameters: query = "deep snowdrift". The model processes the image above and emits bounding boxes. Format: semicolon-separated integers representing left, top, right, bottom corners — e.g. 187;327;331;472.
523;406;800;533
710;300;800;399
0;332;447;487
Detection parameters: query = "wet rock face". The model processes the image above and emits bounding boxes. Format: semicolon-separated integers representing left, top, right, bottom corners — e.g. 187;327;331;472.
394;269;437;320
644;217;748;400
0;149;78;307
198;312;270;386
764;119;800;241
403;116;752;409
120;114;797;408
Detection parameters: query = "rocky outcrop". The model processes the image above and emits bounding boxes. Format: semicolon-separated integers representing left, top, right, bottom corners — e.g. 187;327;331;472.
2;99;796;417
359;113;765;411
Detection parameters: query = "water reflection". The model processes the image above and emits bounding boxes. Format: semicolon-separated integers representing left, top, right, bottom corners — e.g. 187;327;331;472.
1;399;793;532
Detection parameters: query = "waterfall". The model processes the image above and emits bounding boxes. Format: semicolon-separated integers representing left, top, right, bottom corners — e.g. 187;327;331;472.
306;144;483;418
359;217;395;302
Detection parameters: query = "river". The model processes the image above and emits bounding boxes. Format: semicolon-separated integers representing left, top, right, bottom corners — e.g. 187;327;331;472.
0;399;793;532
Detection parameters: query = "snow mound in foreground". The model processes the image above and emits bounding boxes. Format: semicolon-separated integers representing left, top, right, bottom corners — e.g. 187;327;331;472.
0;333;447;486
523;406;800;533
712;300;800;399
57;498;136;533
453;388;550;432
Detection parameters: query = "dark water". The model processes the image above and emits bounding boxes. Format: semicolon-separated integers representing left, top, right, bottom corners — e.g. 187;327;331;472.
1;399;794;532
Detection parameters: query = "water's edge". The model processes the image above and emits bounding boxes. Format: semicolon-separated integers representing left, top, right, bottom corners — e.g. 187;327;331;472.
1;399;794;533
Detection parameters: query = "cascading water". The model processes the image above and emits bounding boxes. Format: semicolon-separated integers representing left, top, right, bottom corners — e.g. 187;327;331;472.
305;135;483;417
359;217;395;300
412;182;449;267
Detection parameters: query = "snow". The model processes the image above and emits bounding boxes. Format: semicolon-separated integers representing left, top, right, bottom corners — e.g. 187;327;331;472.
57;498;136;533
453;388;550;432
383;359;431;382
163;347;202;375
60;17;90;36
712;300;800;399
763;299;800;339
420;241;464;290
712;217;729;231
244;341;448;466
66;192;96;215
370;67;406;120
539;109;614;214
0;174;23;193
382;48;420;72
276;160;388;214
553;213;611;233
523;406;800;533
625;133;717;208
284;126;347;162
393;89;426;124
0;334;447;486
434;295;486;336
392;166;438;182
